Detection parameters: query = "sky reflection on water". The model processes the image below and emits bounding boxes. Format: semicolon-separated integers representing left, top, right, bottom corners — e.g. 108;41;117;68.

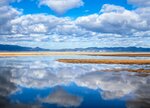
0;56;150;108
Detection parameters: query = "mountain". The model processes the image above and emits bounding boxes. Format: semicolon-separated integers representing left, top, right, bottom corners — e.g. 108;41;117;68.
60;47;150;52
0;44;150;52
0;44;49;51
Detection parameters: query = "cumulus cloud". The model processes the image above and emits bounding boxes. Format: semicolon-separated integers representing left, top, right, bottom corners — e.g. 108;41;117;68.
76;4;148;35
11;14;71;34
134;7;150;26
128;0;150;27
11;14;88;36
39;0;84;14
100;4;125;13
128;0;150;7
0;1;150;48
9;13;98;42
0;0;21;35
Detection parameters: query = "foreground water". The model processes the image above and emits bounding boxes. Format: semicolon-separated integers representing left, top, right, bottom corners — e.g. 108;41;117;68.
0;55;150;108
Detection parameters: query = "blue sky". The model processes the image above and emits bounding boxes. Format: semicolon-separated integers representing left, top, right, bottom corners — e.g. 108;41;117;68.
0;0;150;49
11;0;133;17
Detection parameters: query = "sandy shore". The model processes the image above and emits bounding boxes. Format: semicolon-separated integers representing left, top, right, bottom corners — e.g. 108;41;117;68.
84;53;150;57
0;52;150;56
0;52;150;65
57;59;150;65
0;52;83;56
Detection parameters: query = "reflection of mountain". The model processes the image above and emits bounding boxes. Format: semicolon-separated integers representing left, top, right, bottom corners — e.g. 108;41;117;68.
0;44;150;52
39;87;83;107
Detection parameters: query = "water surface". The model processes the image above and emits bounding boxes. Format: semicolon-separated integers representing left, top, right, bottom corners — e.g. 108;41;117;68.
0;56;150;108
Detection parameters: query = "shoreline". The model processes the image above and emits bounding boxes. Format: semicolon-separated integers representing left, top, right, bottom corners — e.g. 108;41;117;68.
1;52;150;65
0;52;150;57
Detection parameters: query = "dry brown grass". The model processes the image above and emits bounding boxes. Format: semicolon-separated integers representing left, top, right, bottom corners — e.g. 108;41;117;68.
100;68;150;73
57;59;150;65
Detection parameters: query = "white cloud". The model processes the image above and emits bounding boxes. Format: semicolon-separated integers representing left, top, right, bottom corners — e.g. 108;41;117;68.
10;14;97;42
0;2;150;48
39;0;84;14
11;14;72;34
76;4;148;35
0;1;21;35
128;0;150;7
100;4;125;13
135;7;150;25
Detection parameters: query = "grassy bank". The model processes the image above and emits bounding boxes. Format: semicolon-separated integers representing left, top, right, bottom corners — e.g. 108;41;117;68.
57;59;150;65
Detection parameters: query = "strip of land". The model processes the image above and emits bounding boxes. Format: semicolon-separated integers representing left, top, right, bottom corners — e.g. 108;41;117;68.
84;53;150;57
0;52;150;57
99;68;150;73
0;52;80;56
57;59;150;65
0;52;150;65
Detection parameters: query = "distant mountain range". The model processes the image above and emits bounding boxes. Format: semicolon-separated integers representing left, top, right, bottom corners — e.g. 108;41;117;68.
0;44;49;51
0;44;150;52
63;47;150;52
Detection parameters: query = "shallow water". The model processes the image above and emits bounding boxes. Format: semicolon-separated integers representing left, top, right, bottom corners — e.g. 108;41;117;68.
0;56;150;108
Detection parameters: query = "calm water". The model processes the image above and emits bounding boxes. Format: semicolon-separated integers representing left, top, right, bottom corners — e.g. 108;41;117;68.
0;56;150;108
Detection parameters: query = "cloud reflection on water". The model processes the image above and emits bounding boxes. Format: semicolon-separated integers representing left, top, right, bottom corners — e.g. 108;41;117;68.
39;87;83;107
0;57;150;107
0;67;41;108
